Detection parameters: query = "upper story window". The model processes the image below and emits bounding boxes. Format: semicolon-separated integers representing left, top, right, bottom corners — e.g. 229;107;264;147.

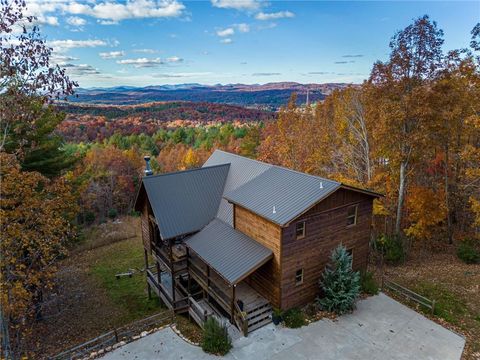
347;205;358;226
346;248;353;262
296;221;306;239
295;268;304;286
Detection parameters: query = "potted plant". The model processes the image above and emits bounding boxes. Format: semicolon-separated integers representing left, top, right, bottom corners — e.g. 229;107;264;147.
272;308;283;325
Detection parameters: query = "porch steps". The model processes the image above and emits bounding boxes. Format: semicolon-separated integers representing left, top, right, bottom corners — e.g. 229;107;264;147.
248;316;273;333
245;301;272;333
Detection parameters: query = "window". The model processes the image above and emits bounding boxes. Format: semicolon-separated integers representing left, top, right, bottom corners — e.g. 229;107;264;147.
346;248;354;263
295;268;304;286
296;221;306;239
346;205;358;226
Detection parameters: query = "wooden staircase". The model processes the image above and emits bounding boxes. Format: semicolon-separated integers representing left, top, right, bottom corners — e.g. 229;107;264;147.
245;299;272;333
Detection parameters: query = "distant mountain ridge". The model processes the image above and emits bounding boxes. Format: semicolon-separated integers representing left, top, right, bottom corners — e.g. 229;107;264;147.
71;82;352;109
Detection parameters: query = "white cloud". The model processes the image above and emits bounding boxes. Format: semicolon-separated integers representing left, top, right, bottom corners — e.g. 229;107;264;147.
49;39;107;52
166;56;183;63
216;27;234;37
255;11;294;20
63;63;100;76
98;20;118;25
117;58;164;68
35;15;59;26
25;0;185;24
99;51;125;59
51;54;79;65
235;23;250;33
220;38;233;44
67;16;86;26
211;0;262;10
133;48;158;54
152;72;212;78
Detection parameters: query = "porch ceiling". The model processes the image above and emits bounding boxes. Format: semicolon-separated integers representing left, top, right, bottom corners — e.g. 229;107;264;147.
185;218;273;285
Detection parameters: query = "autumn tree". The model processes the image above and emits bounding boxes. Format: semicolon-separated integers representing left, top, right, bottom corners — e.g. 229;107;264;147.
369;15;444;238
258;94;321;173
0;153;77;357
74;145;144;221
0;0;76;159
424;51;480;242
318;87;375;185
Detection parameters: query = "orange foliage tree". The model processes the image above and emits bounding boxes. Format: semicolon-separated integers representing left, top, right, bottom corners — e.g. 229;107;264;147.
0;153;77;356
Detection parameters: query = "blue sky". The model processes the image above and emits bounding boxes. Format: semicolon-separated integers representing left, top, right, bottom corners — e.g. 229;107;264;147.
27;0;479;88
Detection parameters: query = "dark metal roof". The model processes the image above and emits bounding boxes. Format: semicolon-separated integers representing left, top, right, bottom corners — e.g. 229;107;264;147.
203;150;271;225
224;166;341;226
185;218;273;284
141;164;230;240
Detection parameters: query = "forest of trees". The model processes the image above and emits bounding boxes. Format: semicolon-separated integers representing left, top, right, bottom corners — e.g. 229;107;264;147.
0;0;479;357
259;17;480;252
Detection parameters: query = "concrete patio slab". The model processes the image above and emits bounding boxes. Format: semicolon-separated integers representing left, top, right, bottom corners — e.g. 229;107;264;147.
100;293;465;360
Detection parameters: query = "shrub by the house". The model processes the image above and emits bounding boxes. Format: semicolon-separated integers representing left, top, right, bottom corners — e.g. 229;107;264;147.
283;308;306;328
457;238;480;264
360;271;379;295
376;234;405;265
318;245;360;314
201;317;232;356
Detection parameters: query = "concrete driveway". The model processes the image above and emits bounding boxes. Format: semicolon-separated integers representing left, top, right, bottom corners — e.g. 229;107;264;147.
101;293;465;360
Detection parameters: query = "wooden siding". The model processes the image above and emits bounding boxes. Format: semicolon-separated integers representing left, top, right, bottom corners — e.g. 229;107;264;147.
234;205;282;308
280;189;374;309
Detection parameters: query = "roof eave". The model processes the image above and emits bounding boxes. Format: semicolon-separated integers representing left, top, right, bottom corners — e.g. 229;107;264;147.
230;252;273;285
339;184;384;198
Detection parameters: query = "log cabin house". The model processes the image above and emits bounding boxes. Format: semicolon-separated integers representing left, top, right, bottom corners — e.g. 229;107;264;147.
134;150;381;335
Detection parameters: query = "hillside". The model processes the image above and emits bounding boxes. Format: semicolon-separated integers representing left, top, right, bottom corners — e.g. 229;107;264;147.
69;82;351;109
57;101;274;142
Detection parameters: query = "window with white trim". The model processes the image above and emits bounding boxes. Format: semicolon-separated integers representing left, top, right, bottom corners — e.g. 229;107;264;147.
296;221;306;239
346;205;358;226
295;268;304;286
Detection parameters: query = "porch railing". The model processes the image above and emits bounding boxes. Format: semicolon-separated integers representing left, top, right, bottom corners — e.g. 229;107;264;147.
234;301;249;336
146;269;188;311
188;261;230;311
188;297;212;329
152;245;187;274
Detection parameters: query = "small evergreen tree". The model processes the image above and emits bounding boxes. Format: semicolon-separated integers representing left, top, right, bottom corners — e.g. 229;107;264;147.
318;245;360;314
201;317;232;356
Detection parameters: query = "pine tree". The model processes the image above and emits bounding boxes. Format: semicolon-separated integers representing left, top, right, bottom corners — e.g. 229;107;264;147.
318;245;361;314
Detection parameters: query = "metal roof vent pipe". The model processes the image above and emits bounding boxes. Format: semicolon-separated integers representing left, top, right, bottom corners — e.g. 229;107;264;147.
144;155;153;176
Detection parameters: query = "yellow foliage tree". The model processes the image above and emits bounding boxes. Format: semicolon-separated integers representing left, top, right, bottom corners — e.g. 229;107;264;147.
181;148;200;169
405;186;447;242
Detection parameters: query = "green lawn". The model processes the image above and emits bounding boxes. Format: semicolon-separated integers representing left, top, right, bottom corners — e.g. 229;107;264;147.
90;236;162;322
413;281;469;326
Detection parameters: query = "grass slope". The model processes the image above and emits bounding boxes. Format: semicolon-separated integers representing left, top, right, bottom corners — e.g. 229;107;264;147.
90;238;161;322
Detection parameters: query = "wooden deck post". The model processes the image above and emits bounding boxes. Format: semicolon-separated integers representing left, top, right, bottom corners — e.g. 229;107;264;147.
207;265;211;302
144;249;149;269
186;248;191;295
230;285;236;324
156;261;161;284
144;249;152;299
147;283;152;299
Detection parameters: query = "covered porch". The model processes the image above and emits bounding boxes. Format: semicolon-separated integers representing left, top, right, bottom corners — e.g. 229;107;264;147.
185;219;274;335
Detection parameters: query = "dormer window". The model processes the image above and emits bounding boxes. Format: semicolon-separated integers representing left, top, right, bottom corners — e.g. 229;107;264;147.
296;221;306;239
347;205;358;226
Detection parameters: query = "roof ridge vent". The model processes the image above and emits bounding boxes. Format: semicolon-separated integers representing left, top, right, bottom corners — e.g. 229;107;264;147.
319;181;323;189
272;206;276;214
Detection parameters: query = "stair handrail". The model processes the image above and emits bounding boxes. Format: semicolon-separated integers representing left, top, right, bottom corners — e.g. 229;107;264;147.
233;301;248;336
